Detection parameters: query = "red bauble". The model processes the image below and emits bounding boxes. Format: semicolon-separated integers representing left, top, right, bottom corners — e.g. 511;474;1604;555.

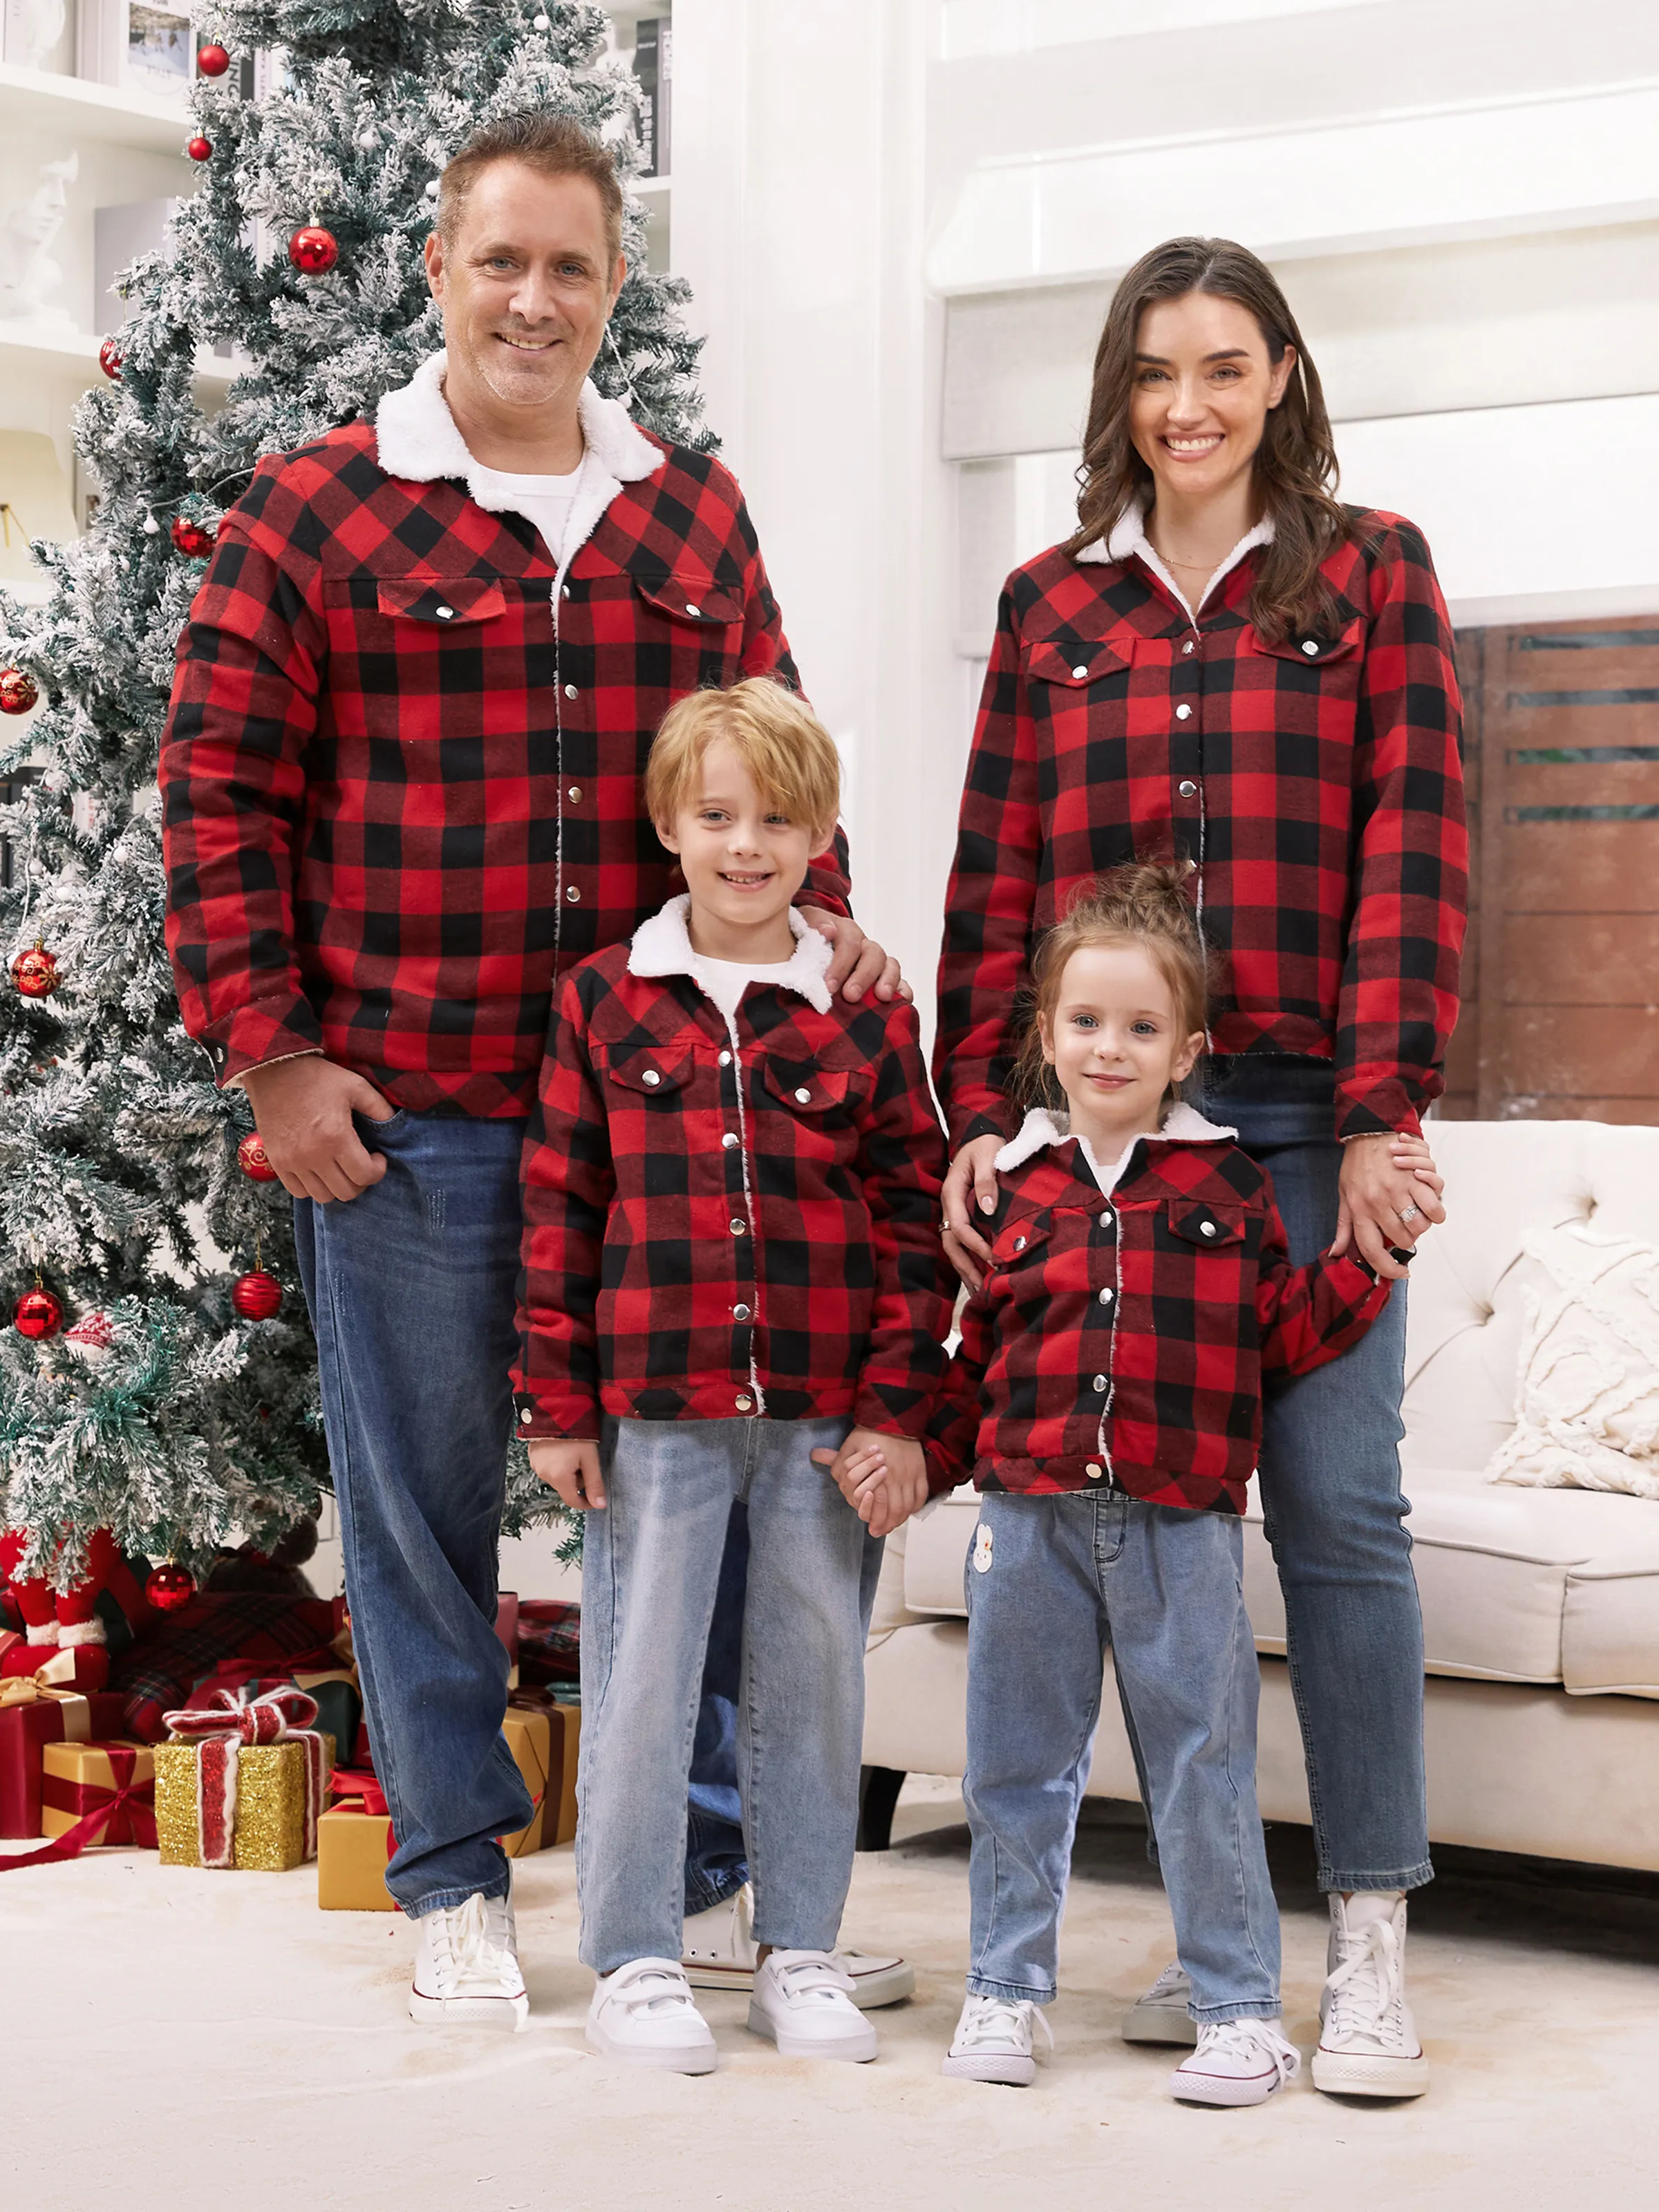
187;135;213;162
170;516;217;558
288;225;339;275
236;1132;276;1182
11;946;58;999
146;1562;196;1613
0;666;39;715
12;1288;63;1340
232;1270;282;1320
196;42;230;76
98;337;124;380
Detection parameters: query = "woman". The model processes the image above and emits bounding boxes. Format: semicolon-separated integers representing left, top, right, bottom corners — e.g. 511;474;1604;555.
934;236;1467;2099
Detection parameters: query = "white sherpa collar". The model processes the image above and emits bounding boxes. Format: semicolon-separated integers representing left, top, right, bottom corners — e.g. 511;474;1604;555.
628;896;836;1015
1076;496;1273;618
994;1099;1237;1172
375;350;663;600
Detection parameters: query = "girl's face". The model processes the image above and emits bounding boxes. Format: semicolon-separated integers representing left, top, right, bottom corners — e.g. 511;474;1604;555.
1040;940;1206;1152
1128;291;1295;511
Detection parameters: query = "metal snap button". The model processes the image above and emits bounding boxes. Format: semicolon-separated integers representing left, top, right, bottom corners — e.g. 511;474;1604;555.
718;1050;732;1067
1182;639;1195;655
722;1132;738;1149
729;1218;747;1235
1179;779;1197;796
686;603;701;617
518;1407;533;1424
1175;704;1192;720
1013;1235;1027;1251
1093;1374;1108;1393
733;1303;752;1322
568;785;582;802
794;1086;811;1103
1302;639;1319;656
1071;663;1089;679
641;1069;660;1086
563;682;578;699
565;885;581;902
1201;1221;1217;1237
735;1395;753;1412
1086;1461;1103;1479
1098;1287;1114;1304
435;606;454;619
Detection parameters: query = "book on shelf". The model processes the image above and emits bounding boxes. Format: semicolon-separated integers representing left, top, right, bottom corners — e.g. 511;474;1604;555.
635;17;672;180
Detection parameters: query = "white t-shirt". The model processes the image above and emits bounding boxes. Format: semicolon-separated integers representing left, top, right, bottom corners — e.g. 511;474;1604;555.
470;458;585;565
692;955;801;1024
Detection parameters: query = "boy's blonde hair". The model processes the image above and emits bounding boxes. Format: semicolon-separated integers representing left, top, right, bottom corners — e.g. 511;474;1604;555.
1015;860;1212;1108
646;678;841;845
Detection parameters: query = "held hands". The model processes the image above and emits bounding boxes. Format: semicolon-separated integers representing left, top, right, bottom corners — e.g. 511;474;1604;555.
1331;1132;1445;1282
240;1053;395;1204
812;1428;930;1539
797;908;912;1006
939;1134;1005;1291
528;1437;607;1510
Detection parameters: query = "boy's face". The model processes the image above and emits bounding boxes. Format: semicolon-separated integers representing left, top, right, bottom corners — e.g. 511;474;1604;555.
655;738;824;960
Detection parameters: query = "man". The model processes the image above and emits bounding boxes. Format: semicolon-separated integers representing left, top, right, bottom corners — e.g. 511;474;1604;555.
161;111;906;2023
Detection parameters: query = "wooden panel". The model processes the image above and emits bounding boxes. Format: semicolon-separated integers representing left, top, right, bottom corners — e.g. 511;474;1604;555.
1493;823;1659;914
1488;1005;1659;1100
1497;912;1659;1004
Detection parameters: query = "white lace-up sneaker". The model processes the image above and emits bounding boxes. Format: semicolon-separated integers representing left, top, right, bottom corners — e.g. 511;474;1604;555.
681;1884;915;2009
1313;1892;1430;2097
1170;2018;1302;2106
941;1991;1053;2086
747;1949;879;2062
408;1891;529;2029
588;1957;718;2074
1121;1960;1199;2046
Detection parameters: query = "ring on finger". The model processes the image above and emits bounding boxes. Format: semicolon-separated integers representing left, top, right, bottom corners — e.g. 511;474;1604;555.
1398;1201;1419;1225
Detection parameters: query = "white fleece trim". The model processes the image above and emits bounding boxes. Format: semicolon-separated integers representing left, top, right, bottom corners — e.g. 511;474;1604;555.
993;1098;1237;1172
627;895;836;1015
374;349;664;610
1078;497;1273;620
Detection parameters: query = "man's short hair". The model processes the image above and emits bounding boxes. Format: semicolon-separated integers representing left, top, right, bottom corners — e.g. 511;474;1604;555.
437;111;625;261
646;680;842;846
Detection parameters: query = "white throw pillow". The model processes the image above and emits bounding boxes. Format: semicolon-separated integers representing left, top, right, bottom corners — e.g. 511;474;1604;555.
1488;1221;1659;1497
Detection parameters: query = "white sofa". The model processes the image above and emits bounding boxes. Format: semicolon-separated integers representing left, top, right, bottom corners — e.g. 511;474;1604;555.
862;1120;1659;1872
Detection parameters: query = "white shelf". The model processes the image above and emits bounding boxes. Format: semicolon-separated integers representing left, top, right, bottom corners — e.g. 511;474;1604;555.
632;174;672;196
0;59;195;158
0;322;234;393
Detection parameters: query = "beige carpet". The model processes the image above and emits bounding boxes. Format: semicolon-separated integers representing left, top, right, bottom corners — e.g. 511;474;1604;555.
7;1776;1656;2211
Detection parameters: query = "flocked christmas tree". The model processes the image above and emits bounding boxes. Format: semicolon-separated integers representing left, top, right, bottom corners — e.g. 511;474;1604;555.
0;0;704;1592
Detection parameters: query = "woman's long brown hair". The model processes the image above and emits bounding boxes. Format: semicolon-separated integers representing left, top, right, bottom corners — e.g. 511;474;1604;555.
1066;236;1352;644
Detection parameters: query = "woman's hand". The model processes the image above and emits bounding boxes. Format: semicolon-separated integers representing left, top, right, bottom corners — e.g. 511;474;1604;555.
939;1134;1005;1290
528;1437;606;1510
1331;1132;1447;1281
797;908;912;1004
812;1430;930;1538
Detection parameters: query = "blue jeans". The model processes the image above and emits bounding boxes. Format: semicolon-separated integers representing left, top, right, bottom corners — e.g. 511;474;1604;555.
578;1414;868;1973
1197;1056;1432;1893
964;1490;1280;2021
293;1110;756;1915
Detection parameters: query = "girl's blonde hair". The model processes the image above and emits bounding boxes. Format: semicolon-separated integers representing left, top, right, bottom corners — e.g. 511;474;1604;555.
646;677;840;844
1014;861;1212;1109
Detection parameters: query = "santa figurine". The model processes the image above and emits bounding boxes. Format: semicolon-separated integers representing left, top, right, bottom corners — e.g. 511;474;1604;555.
0;1527;152;1692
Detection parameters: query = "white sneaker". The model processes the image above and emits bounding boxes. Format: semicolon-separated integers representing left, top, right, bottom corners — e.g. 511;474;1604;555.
1121;1960;1199;2046
941;1991;1053;2086
587;1957;718;2074
1170;2018;1302;2106
1313;1892;1430;2097
408;1891;529;2030
747;1949;879;2062
681;1884;915;2009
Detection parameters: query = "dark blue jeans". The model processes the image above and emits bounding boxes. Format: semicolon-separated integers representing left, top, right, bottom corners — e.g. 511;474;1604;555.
1194;1057;1432;1893
294;1109;762;1915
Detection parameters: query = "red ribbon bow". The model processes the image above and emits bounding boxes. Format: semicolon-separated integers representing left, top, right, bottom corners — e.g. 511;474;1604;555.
160;1685;327;1868
328;1766;389;1820
1;1743;156;1871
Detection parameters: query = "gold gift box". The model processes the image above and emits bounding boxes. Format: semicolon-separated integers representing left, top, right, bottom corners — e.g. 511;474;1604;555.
317;1802;396;1911
153;1736;334;1872
501;1700;581;1857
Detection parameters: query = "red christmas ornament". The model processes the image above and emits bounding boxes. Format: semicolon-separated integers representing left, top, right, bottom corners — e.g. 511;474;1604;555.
12;1287;63;1340
146;1562;196;1614
232;1270;282;1320
98;337;124;380
236;1131;277;1182
0;666;39;715
170;516;217;558
196;42;230;76
187;135;213;162
288;224;339;275
11;946;58;999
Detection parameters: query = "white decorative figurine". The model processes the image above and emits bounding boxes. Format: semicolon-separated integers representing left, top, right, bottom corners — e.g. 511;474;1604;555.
0;151;79;329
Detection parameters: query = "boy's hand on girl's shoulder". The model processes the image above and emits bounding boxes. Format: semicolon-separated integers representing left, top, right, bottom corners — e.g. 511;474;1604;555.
812;1429;929;1538
528;1436;607;1510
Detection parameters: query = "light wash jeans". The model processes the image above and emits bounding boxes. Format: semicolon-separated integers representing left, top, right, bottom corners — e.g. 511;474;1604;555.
1197;1056;1432;1894
578;1414;870;1975
964;1490;1281;2022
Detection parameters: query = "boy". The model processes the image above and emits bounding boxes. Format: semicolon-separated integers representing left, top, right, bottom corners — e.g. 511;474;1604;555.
514;677;955;2072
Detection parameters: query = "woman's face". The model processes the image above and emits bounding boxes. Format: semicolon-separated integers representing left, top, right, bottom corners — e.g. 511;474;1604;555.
1128;291;1295;509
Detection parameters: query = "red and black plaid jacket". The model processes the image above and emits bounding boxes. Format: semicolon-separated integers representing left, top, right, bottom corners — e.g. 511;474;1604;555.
935;512;1467;1147
513;903;957;1447
926;1108;1389;1515
160;403;848;1117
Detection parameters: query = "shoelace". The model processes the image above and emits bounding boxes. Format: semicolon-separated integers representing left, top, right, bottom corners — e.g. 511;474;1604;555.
430;1893;509;1992
1324;1913;1404;2043
957;1996;1054;2055
1192;2020;1302;2083
608;1960;702;2017
769;1951;858;2005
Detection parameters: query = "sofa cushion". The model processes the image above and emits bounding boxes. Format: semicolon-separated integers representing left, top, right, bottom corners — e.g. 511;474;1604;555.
903;1490;980;1616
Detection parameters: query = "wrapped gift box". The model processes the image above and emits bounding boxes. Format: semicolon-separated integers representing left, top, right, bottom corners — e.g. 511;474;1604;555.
501;1695;580;1856
39;1739;156;1847
154;1730;334;1871
317;1769;395;1911
0;1680;126;1836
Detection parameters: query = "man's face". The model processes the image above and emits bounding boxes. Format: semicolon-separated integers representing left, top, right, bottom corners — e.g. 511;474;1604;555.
424;160;625;415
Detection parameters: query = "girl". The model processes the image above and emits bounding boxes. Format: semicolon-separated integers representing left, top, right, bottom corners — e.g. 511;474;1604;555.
935;236;1466;2094
916;864;1438;2105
